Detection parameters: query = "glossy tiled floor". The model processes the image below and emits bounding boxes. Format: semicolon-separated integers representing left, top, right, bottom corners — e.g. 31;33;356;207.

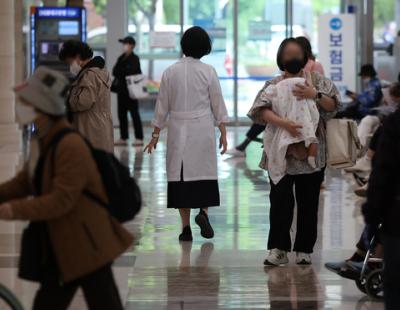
0;127;384;309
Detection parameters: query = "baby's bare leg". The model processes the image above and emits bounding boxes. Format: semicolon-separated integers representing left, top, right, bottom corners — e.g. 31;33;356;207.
307;143;318;168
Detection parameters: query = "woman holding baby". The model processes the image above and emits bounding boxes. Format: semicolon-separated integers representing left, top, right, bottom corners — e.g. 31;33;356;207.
248;38;341;266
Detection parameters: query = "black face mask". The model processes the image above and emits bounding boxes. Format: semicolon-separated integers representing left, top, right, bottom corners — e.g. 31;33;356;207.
284;58;304;74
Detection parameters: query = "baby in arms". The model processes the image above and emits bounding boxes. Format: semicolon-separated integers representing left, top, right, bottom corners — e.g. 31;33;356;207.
262;77;320;185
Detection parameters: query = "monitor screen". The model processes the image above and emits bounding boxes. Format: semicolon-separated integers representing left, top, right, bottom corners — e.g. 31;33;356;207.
58;21;79;36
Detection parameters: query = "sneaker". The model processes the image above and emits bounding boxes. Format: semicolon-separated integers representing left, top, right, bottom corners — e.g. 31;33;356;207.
296;252;312;265
263;249;289;266
195;210;214;239
115;139;128;146
354;182;368;197
345;156;371;173
353;173;368;186
225;148;246;157
133;139;144;146
179;226;193;242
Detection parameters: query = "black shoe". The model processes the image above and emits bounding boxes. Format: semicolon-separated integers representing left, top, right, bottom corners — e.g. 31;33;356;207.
179;226;193;242
195;210;214;239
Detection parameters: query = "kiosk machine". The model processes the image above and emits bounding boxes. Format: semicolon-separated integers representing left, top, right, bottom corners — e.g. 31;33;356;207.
30;7;87;72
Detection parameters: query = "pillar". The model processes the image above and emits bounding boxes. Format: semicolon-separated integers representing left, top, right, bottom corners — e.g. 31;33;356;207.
0;0;21;183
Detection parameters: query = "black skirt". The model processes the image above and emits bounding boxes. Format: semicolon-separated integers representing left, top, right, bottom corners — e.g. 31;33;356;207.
167;167;220;209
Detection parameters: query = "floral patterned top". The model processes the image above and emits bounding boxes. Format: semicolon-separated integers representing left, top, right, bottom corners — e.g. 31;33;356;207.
247;71;341;175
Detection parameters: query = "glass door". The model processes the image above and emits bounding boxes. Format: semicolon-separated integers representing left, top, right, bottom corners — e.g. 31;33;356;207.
236;0;287;120
184;0;234;117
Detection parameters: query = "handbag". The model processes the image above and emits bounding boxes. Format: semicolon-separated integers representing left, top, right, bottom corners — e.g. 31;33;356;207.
110;78;119;93
18;222;48;282
326;119;362;169
125;74;148;99
18;155;48;282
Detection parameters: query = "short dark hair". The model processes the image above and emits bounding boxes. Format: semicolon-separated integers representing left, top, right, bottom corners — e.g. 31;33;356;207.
59;40;93;61
389;82;400;98
276;38;308;71
181;26;212;59
296;36;315;61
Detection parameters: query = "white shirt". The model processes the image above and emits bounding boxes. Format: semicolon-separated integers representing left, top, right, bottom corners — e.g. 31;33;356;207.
152;57;229;182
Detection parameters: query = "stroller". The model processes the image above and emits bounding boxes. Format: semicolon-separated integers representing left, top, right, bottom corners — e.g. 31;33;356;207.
338;225;384;300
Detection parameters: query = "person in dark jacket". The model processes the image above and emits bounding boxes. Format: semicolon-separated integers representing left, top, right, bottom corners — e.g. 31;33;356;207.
112;36;144;146
336;64;383;120
362;88;400;310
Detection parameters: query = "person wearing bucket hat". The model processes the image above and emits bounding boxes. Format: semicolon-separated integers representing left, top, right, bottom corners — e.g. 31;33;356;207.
112;36;144;146
59;40;114;153
335;64;383;120
0;66;133;309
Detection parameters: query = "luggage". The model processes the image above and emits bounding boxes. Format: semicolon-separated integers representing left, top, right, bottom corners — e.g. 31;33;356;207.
326;119;362;169
125;74;148;99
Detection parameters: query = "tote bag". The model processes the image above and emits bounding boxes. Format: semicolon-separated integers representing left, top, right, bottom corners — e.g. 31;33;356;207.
125;74;148;99
326;119;362;169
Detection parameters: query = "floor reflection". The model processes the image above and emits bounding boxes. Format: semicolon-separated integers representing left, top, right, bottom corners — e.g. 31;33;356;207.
265;266;322;309
167;242;220;310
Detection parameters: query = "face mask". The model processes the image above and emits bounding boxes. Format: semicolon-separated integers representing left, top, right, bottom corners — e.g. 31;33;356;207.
69;61;81;76
362;77;371;84
123;44;131;53
284;58;304;74
15;102;37;126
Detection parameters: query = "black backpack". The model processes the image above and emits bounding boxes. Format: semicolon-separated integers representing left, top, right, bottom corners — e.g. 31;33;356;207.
49;128;142;223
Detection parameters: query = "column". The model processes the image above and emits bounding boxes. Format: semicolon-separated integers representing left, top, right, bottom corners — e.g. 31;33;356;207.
0;0;21;183
106;0;128;125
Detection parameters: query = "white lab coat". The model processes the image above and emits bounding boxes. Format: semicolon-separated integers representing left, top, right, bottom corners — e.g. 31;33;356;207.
152;57;229;182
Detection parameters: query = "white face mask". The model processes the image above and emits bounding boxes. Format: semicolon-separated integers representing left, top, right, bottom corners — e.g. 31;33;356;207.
123;44;131;53
15;102;37;126
69;61;81;76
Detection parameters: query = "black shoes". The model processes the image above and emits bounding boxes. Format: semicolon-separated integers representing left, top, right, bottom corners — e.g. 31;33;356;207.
195;210;215;239
179;226;193;242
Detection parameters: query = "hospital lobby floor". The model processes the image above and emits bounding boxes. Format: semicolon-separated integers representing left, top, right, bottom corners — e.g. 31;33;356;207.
0;127;383;309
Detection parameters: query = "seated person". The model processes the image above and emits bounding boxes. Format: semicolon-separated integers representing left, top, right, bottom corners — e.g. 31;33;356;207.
261;76;320;184
336;64;383;120
362;101;400;309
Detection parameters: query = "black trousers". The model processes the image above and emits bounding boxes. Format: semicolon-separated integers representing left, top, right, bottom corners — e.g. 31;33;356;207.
246;123;266;140
383;233;400;310
117;92;144;140
268;169;325;253
33;265;123;310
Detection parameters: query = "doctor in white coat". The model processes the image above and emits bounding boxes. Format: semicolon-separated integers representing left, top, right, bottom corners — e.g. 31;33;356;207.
144;26;229;242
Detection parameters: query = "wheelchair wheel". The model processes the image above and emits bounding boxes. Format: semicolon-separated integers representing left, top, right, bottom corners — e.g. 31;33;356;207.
355;277;367;294
365;269;384;300
0;283;24;310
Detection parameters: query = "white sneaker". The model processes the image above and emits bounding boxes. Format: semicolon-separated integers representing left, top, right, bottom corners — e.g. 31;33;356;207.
264;249;289;266
344;155;371;173
115;139;128;146
296;252;312;265
133;139;144;146
226;148;246;157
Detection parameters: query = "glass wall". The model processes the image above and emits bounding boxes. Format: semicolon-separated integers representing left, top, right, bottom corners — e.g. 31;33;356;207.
86;0;346;122
237;0;287;118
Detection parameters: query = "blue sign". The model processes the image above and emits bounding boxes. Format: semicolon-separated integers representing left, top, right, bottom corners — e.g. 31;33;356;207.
330;18;342;30
37;7;81;18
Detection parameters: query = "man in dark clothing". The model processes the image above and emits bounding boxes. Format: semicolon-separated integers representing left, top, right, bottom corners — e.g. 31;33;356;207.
335;64;383;120
112;36;144;146
362;101;400;310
